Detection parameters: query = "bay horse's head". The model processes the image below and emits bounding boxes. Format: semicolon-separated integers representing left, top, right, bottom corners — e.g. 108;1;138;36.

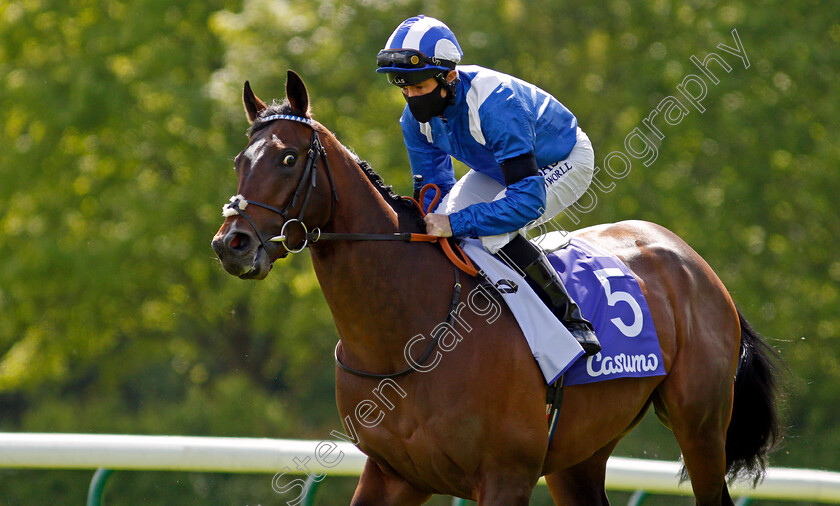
212;71;337;279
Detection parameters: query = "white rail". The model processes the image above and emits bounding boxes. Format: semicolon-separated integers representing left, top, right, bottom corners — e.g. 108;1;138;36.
1;433;839;503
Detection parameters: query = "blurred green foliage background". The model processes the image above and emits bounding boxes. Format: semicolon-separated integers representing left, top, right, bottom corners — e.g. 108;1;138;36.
0;0;838;503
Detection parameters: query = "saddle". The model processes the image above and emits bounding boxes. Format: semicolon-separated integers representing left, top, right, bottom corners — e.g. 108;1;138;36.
533;230;573;254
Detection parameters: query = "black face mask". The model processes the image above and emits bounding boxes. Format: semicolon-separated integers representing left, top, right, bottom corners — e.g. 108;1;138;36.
404;82;449;123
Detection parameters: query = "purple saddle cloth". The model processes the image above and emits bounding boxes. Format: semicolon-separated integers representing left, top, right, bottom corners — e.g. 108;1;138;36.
548;238;666;386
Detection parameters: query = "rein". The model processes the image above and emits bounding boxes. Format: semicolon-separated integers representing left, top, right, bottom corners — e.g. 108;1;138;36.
307;186;478;277
223;113;479;379
222;114;478;276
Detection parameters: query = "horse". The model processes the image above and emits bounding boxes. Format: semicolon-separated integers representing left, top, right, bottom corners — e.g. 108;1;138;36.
212;70;782;505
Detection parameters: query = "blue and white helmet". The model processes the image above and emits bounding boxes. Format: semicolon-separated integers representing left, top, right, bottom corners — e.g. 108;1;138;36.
376;15;463;87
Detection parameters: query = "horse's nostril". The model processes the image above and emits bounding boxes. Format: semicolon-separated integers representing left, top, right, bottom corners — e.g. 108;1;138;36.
228;231;251;252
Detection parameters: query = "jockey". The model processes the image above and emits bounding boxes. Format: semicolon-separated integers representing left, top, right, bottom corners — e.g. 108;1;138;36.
377;15;601;356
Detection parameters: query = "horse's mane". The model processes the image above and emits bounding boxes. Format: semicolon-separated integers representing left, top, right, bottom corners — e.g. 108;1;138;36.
249;101;426;231
349;152;427;233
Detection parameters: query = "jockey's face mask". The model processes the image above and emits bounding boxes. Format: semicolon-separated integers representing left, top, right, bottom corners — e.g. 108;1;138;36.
403;81;448;122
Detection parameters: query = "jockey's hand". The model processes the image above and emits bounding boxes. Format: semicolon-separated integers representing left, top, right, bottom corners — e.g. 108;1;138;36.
424;213;453;237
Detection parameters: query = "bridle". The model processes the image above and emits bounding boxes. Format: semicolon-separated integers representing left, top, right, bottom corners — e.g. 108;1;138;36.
223;113;478;275
222;114;338;255
220;112;567;431
221;112;479;379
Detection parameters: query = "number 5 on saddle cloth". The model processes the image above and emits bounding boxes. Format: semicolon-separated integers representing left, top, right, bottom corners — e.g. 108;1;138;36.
460;233;665;442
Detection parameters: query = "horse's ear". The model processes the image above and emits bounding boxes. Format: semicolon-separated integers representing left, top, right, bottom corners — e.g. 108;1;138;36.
243;81;267;124
285;70;310;118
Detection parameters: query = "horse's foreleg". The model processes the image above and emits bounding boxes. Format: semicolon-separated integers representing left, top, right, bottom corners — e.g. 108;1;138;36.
350;458;430;506
474;474;536;506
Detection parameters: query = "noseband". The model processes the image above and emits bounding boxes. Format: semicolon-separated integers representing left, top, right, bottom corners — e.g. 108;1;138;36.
222;114;338;254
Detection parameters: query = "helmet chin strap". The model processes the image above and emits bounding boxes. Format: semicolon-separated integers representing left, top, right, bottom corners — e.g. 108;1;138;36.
446;78;460;105
441;70;461;105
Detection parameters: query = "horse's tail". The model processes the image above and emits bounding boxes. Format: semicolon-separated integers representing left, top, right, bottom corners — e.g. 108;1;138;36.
725;308;784;484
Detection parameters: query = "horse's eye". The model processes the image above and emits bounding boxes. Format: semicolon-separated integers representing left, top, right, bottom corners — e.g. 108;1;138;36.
283;154;297;166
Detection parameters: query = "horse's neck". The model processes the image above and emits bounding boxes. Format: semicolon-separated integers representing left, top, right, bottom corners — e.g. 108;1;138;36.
309;146;454;371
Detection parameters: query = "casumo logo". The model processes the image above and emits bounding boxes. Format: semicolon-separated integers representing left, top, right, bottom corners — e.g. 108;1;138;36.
586;352;659;377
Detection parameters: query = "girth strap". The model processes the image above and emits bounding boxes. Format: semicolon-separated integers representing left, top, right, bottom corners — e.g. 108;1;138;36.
546;375;565;444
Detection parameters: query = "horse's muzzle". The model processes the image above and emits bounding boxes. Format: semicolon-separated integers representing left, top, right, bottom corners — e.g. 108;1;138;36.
212;226;276;279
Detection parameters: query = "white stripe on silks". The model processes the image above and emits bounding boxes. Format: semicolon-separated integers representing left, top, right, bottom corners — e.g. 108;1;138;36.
537;95;551;119
466;111;485;145
419;122;433;143
402;17;448;51
464;66;510;145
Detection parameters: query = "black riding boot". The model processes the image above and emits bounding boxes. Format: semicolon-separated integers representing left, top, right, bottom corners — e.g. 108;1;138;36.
498;235;601;356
